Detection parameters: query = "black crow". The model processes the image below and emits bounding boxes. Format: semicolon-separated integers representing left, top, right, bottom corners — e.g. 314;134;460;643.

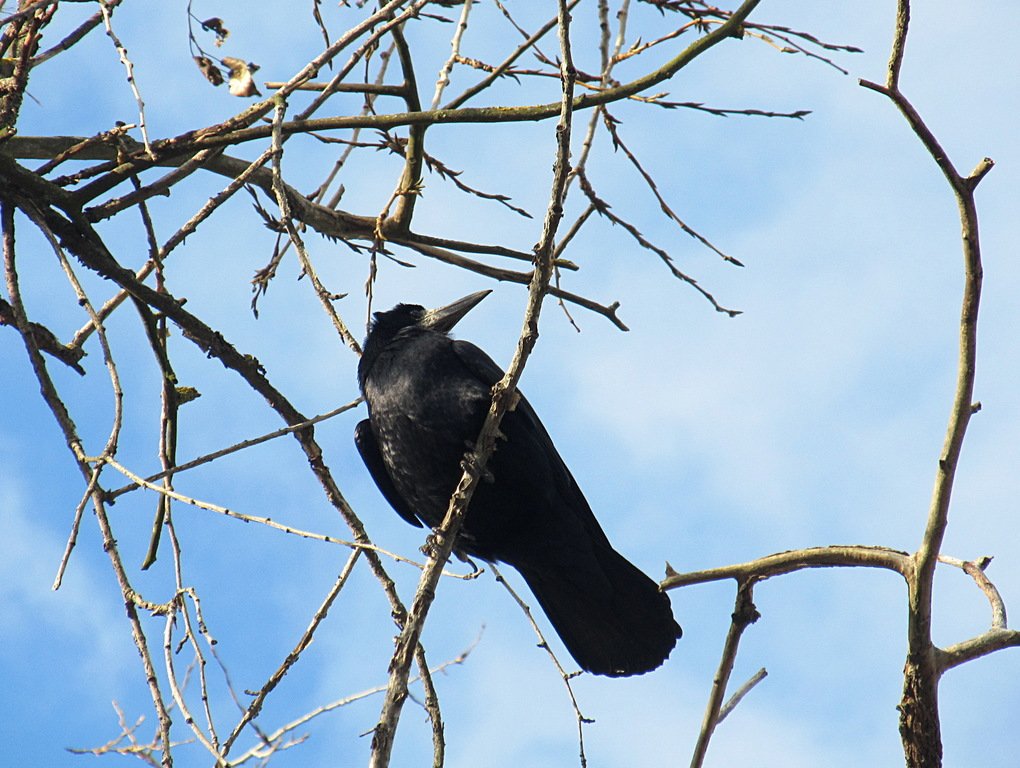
356;290;680;676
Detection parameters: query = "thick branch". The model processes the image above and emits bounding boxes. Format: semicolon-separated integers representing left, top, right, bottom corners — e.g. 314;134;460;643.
14;0;760;189
5;138;628;327
860;3;990;764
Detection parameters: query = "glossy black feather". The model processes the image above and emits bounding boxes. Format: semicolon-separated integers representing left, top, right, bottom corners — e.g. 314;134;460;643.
354;420;422;529
356;299;681;676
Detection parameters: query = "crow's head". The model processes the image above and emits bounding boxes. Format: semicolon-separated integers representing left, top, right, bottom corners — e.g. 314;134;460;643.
369;290;490;338
359;290;491;382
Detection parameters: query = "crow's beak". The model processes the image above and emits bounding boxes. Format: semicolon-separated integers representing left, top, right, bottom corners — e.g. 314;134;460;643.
421;290;491;333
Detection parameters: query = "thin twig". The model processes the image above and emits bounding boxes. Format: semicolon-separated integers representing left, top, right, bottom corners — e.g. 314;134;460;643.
85;147;225;222
100;456;476;579
69;146;275;350
227;643;475;767
106;398;363;500
270;96;362;352
52;463;103;590
430;0;472;110
98;0;154;159
162;592;226;765
22;207;126;591
577;169;740;315
717;667;767;723
222;550;362;755
491;564;591;767
938;628;1020;674
690;580;760;768
295;0;432;121
442;0;582;111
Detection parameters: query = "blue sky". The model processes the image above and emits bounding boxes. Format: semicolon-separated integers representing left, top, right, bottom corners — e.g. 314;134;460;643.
2;1;1019;766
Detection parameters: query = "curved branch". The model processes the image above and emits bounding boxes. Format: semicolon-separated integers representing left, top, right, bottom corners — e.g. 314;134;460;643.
938;628;1020;674
939;555;1007;630
661;545;912;590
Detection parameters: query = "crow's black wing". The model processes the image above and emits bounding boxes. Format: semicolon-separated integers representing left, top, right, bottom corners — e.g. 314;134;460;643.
450;340;614;551
355;418;423;528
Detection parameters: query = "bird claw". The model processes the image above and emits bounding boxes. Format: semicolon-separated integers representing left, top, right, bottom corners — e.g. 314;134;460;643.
453;551;485;578
422;531;443;558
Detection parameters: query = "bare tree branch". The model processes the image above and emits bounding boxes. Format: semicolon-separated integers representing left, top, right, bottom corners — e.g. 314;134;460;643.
662;545;912;589
858;2;990;763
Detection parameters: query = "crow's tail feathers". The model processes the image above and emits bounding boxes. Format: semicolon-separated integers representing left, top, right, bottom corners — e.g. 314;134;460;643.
515;546;681;677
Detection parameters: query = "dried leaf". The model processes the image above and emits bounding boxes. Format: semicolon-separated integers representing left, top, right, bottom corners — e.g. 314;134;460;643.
194;56;224;87
201;17;230;47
